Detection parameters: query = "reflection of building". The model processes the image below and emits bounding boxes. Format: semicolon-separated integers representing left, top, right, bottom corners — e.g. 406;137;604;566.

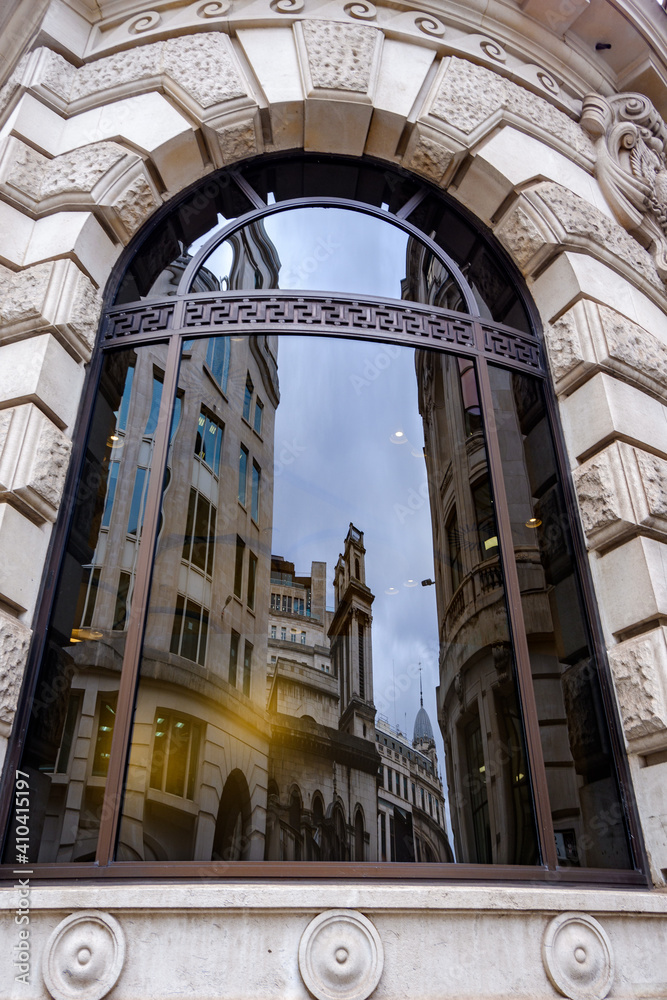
266;527;451;863
417;350;628;868
30;332;280;862
417;349;536;865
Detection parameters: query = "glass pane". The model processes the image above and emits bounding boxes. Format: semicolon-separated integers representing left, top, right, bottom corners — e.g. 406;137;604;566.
115;335;539;864
190;207;466;308
488;365;632;869
2;344;169;863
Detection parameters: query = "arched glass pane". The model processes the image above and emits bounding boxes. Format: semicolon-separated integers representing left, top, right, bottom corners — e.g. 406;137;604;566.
190;207;467;309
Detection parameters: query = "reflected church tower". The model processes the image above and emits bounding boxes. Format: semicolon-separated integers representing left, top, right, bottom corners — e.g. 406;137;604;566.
330;525;376;741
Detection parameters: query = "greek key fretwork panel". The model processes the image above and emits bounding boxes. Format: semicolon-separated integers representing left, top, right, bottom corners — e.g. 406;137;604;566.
104;294;543;373
105;303;175;339
482;327;541;369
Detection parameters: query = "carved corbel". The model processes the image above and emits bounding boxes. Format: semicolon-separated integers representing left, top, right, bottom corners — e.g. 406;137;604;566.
581;92;667;280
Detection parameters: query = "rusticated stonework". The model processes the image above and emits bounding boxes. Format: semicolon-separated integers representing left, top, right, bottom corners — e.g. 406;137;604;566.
213;119;259;165
544;309;584;382
581;92;667;281
599;303;667;390
432;56;505;133
0;609;31;733
32;33;248;113
302;20;379;93
496;204;546;269
532;181;662;288
0;262;53;330
430;57;593;157
1;138;130;205
573;452;622;536
404;133;456;182
28;421;71;511
112;172;160;236
634;449;667;520
608;628;667;744
544;299;667;400
0;260;101;359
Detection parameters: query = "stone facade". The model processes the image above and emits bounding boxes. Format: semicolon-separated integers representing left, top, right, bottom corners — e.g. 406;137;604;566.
1;0;667;998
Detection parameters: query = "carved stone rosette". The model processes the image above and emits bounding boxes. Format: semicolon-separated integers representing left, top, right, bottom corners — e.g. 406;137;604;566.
581;92;667;280
298;909;384;1000
42;910;126;1000
542;912;614;1000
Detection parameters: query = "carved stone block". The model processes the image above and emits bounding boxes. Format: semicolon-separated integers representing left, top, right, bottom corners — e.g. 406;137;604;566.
299;20;381;97
0;259;101;362
427;56;593;158
111;170;160;236
495;202;548;270
544;298;667;401
28;35;252;123
574;439;667;550
0;404;72;523
544;304;587;383
402;126;460;183
531;181;662;289
206;114;262;169
573;445;628;541
0;607;31;735
608;627;667;749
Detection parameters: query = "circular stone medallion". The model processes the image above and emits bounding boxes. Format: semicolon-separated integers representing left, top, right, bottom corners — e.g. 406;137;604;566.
42;910;126;1000
542;913;614;1000
299;909;384;1000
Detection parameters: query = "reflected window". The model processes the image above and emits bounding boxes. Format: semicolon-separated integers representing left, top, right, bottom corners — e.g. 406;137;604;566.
251;463;260;524
196;411;223;474
150;712;201;800
92;695;117;777
243;375;254;422
254;399;263;436
206;337;230;393
170;595;208;667
238;445;248;505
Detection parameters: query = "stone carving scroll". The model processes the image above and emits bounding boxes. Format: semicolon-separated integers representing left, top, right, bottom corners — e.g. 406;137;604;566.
581;92;667;280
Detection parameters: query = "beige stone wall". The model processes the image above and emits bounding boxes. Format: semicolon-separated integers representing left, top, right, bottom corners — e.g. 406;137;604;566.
1;1;667;996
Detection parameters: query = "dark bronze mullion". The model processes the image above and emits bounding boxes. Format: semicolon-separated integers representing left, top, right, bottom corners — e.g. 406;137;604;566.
96;333;183;865
475;351;558;870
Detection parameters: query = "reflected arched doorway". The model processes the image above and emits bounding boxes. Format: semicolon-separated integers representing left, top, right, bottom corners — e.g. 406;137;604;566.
212;769;252;862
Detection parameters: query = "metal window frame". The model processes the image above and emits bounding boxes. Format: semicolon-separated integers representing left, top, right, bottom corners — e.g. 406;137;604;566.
0;155;648;886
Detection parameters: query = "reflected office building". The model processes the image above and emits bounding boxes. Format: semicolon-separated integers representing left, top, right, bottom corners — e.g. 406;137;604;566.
19;219;452;865
417;349;628;868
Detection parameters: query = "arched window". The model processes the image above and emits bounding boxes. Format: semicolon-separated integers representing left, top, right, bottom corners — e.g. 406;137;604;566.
0;154;642;885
